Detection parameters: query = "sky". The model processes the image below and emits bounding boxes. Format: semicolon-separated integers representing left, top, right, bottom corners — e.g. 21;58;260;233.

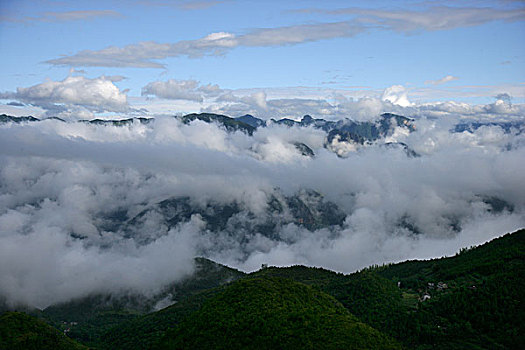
0;0;524;119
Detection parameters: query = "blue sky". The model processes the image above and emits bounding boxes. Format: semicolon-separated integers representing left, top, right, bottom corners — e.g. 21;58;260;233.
0;0;524;119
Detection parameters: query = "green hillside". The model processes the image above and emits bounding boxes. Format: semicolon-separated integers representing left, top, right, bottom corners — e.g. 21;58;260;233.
155;277;401;350
250;265;408;339
250;230;525;349
100;288;222;350
374;229;525;349
41;257;244;347
98;258;245;350
0;312;87;350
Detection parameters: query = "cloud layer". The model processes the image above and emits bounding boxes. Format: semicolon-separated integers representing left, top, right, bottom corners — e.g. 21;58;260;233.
0;112;524;308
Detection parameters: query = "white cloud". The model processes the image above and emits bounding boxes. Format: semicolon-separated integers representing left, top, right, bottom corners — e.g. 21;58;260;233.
425;75;459;85
381;85;412;107
45;22;364;68
215;91;269;112
239;22;364;47
1;10;122;23
1;75;129;119
201;85;525;122
142;79;209;102
309;5;525;33
481;96;520;114
42;4;525;68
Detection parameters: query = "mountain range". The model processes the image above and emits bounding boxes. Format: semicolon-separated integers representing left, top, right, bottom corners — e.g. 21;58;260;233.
1;112;420;158
4;111;524;159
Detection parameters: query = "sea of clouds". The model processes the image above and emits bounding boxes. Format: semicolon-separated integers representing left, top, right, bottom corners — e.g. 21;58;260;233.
0;113;524;308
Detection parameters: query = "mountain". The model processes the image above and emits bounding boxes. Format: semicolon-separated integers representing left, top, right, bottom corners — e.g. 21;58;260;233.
0;114;39;123
252;229;525;349
79;117;153;126
250;266;405;339
0;312;87;350
326;113;415;145
453;121;525;134
235;114;265;128
41;257;245;347
180;112;418;157
265;113;417;157
382;142;419;157
293;142;315;157
269;114;336;131
270;117;297;127
0;112;419;157
122;189;346;246
374;228;525;349
102;227;523;349
179;113;256;135
297;114;337;131
0;113;154;125
156;277;401;350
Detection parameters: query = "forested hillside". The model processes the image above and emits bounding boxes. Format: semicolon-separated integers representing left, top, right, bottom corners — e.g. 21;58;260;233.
0;312;86;350
155;277;401;350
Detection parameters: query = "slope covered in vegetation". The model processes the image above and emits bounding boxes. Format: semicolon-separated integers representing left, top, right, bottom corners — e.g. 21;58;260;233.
251;230;525;349
374;228;525;349
156;277;401;350
0;312;86;350
41;257;245;347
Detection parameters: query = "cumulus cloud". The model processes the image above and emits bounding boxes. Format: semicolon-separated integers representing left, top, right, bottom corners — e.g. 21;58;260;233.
481;94;519;115
1;75;129;119
381;85;412;107
425;75;459;85
495;93;512;104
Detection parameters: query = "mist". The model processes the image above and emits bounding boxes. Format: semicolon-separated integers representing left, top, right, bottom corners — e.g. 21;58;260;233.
0;115;524;308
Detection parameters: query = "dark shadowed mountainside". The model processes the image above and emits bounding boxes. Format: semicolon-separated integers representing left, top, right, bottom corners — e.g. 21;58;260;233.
0;312;87;350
